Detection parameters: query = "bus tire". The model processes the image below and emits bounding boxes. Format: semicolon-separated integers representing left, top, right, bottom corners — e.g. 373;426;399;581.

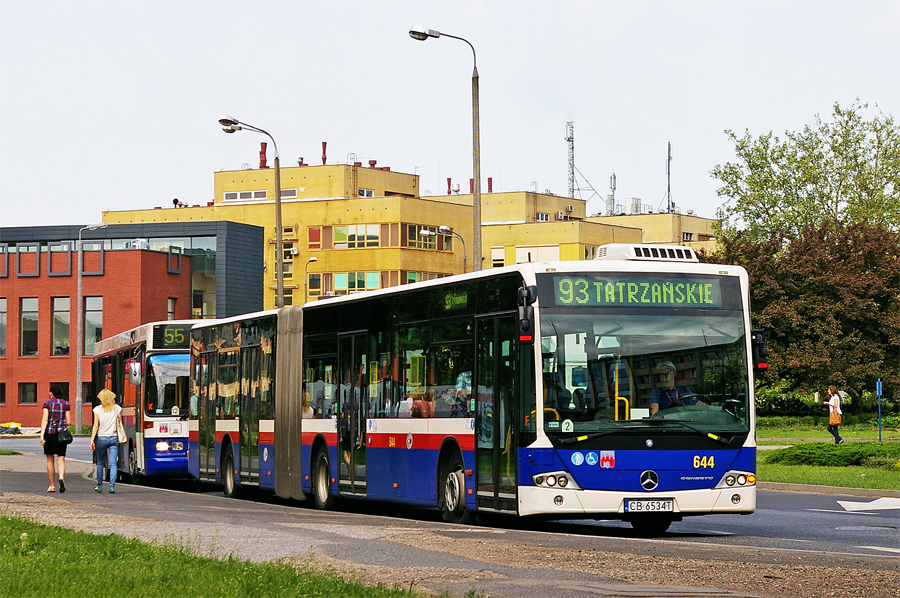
222;447;239;499
443;455;473;524
629;515;672;536
313;445;333;510
127;444;141;484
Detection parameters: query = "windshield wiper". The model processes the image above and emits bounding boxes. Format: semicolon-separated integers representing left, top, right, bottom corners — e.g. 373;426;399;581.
559;420;733;446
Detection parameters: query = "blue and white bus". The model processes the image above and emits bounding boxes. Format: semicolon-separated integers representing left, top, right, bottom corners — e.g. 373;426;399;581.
93;320;200;479
190;244;765;534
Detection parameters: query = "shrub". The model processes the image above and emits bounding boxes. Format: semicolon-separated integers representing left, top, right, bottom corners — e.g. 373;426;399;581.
762;442;900;470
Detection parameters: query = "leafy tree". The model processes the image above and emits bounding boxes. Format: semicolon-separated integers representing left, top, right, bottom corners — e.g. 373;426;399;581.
711;101;900;242
709;222;900;413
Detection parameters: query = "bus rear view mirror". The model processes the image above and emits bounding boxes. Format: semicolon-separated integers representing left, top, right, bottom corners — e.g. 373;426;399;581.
129;360;142;385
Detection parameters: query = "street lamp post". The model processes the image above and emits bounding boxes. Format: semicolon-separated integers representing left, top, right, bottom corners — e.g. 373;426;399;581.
419;225;467;273
75;222;107;432
218;115;285;308
409;25;482;271
303;256;318;303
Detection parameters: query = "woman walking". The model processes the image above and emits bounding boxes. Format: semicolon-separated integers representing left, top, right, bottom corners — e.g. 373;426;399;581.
825;385;845;445
39;385;71;493
91;388;123;493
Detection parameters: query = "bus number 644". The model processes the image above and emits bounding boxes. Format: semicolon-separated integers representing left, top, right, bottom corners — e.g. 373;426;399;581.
693;455;715;469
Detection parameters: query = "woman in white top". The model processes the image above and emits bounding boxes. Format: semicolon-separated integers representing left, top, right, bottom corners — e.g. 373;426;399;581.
825;385;845;444
91;388;123;493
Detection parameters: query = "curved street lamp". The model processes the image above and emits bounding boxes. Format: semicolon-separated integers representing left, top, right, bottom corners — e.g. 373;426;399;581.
409;25;482;271
218;115;285;308
75;222;107;432
420;226;467;273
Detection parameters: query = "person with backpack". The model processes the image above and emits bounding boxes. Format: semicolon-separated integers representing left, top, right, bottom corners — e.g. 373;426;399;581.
39;385;71;493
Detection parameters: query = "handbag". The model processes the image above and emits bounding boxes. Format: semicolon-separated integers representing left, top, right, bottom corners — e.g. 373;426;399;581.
57;425;73;445
115;415;127;444
829;411;842;426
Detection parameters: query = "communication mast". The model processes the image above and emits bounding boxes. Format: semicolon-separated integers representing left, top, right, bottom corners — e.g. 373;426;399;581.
565;122;575;199
666;142;674;213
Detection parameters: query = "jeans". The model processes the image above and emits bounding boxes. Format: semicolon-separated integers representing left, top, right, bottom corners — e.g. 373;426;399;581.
827;424;843;444
96;436;119;488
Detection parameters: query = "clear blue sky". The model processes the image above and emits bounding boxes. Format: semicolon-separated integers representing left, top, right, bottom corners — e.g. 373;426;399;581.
1;0;897;227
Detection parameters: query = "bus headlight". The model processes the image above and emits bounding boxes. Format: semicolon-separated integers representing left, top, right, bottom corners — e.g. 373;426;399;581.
155;441;170;452
716;470;756;489
171;441;184;451
532;471;580;489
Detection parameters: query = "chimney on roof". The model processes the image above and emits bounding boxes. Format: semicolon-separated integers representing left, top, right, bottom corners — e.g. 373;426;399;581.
369;159;377;168
322;142;327;165
259;142;268;169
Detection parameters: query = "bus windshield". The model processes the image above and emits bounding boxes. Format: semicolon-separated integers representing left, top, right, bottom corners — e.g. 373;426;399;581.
537;275;750;438
145;354;191;417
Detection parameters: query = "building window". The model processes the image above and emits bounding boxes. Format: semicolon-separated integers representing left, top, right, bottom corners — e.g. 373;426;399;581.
18;382;37;405
20;297;38;356
359;188;374;198
333;271;380;295
308;273;322;297
491;247;505;268
404;271;440;284
0;382;5;405
584;245;598;260
282;289;293;306
536;212;550;222
308;227;321;250
168;298;176;320
51;297;70;356
406;224;437;249
0;297;6;357
84;296;103;356
682;232;694;242
334;225;379;249
282;243;294;279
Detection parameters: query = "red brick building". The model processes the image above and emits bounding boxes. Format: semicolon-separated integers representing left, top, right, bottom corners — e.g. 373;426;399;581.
0;246;191;427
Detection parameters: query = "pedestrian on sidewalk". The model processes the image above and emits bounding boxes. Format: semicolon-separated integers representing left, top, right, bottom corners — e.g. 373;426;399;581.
91;388;123;493
825;385;845;444
39;385;71;493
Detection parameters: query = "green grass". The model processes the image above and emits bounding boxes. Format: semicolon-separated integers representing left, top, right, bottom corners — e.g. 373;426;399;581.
757;414;900;440
758;441;900;490
0;449;21;456
1;516;423;598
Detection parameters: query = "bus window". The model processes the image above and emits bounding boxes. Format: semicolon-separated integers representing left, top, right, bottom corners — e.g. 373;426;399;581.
145;354;190;416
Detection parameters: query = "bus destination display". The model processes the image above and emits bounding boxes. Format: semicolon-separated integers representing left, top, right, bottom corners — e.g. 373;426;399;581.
154;324;191;349
553;274;723;308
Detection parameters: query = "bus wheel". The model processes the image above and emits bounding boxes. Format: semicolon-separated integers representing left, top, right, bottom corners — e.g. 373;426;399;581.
222;447;239;499
127;445;141;484
313;445;333;510
629;515;672;536
443;455;473;524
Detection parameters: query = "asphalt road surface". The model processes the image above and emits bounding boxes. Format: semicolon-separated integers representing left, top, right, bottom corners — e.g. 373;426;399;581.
2;436;898;598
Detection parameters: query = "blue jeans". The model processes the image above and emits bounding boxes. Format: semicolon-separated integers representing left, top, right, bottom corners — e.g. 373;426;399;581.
96;436;119;488
827;424;843;444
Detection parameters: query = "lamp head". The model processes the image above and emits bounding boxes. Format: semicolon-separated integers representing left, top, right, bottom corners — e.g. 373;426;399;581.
307;256;318;263
419;229;437;237
88;223;108;231
409;25;439;40
218;115;239;127
438;225;452;234
222;124;241;134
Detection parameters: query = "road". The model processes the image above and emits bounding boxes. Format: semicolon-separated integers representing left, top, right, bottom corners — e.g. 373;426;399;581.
2;436;898;598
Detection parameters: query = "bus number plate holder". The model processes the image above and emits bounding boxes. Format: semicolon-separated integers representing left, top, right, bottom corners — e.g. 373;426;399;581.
624;499;674;513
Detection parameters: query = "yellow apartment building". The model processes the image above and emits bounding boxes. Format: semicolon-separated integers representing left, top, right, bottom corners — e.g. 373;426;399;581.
587;212;718;253
104;159;709;309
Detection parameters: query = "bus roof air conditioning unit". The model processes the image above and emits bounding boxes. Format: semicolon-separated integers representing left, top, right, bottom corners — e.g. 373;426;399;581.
594;243;698;262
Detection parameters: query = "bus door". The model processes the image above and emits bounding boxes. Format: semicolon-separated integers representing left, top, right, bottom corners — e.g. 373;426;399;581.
475;315;518;512
198;352;217;479
337;333;367;495
240;346;261;483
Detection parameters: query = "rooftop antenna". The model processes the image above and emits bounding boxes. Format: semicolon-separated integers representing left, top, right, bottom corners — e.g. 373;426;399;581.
607;173;616;216
666;142;674;213
565;122;575;199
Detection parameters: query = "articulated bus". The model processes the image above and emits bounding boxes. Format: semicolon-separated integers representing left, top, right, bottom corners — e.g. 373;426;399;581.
92;320;200;479
189;244;766;534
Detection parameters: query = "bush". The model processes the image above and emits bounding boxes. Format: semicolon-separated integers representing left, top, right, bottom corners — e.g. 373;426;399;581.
762;442;900;470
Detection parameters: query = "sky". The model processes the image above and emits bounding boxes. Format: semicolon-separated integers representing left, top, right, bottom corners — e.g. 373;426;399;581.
1;0;898;228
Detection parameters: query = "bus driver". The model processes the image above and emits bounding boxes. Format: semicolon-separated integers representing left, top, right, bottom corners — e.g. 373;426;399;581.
650;361;704;415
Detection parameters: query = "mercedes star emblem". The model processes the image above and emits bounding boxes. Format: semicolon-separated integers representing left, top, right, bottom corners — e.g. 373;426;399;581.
640;470;659;491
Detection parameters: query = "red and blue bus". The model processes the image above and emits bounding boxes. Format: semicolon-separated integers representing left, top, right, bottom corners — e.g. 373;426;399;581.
189;245;764;534
92;320;199;479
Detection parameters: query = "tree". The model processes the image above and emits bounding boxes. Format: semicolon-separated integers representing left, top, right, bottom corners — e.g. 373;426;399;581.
711;101;900;243
709;222;900;413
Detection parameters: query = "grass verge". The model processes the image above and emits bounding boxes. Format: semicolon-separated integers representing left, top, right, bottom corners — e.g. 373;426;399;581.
1;516;422;598
758;441;900;490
